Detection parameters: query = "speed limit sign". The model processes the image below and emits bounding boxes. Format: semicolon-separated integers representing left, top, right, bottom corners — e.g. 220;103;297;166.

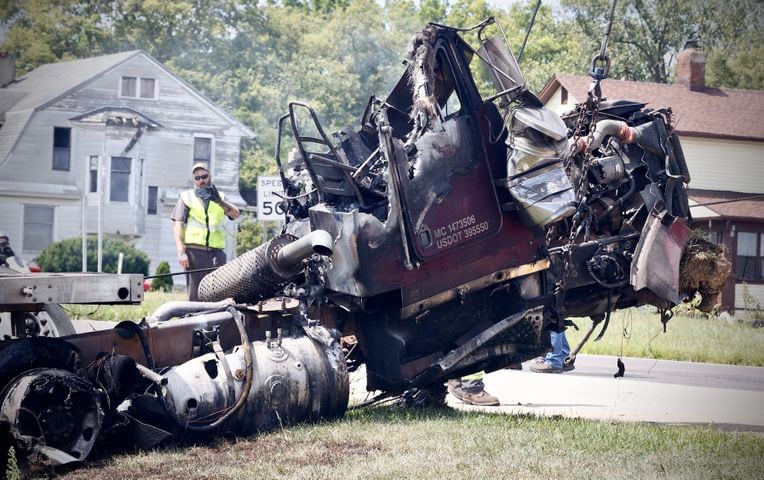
257;175;285;221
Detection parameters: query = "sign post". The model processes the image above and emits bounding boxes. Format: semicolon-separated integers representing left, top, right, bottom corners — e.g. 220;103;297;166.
257;176;286;242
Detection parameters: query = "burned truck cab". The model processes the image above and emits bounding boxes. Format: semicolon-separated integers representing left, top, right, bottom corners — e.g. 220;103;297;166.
246;24;567;392
0;17;730;468
211;17;707;393
195;14;726;400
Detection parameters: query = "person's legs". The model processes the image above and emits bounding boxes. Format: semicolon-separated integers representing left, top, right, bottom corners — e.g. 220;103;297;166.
532;329;574;373
185;248;220;301
459;373;485;393
546;330;565;369
447;371;499;406
561;330;571;359
532;330;563;373
211;249;227;268
559;330;575;371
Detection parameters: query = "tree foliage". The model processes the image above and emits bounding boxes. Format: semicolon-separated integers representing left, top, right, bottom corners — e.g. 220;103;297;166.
2;0;760;203
236;216;287;255
561;0;764;87
151;260;173;292
235;216;264;256
36;237;150;274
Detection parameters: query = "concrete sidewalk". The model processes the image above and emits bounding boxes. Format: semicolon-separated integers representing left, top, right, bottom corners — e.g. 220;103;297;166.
449;355;764;431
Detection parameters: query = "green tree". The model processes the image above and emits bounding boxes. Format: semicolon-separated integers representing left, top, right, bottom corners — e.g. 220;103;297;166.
235;215;287;255
562;0;697;83
562;0;764;88
151;260;173;292
706;42;764;90
385;0;420;36
5;0;759;211
698;0;764;89
446;0;494;30
0;0;114;74
236;216;264;255
501;2;590;93
36;237;150;274
418;0;447;24
108;0;231;63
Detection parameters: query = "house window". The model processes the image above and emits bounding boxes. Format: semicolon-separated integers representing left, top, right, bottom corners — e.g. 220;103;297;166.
121;76;156;99
89;156;99;193
140;78;156;99
561;87;569;105
110;156;131;202
736;231;762;280
121;76;137;97
147;186;158;214
52;127;71;171
193;137;212;165
23;205;54;252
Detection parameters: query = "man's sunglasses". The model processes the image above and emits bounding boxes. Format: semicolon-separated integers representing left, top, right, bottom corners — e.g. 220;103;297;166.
194;174;209;181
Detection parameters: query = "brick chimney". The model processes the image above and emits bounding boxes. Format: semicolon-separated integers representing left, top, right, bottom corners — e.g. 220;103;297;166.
0;53;15;88
676;40;706;91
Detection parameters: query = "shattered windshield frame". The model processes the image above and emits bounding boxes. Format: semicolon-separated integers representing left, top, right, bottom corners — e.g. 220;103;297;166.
444;17;528;104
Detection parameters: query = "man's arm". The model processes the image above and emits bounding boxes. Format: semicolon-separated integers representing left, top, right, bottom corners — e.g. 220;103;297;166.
210;186;240;219
170;198;190;268
173;221;189;268
218;197;240;219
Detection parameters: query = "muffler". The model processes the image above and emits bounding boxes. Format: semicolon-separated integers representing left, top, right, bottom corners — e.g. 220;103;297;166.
160;326;349;434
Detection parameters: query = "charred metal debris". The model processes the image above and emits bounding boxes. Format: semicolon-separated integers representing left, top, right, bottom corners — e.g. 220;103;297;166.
0;14;728;469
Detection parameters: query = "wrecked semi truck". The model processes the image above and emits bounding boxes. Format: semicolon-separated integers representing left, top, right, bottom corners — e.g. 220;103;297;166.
0;17;726;466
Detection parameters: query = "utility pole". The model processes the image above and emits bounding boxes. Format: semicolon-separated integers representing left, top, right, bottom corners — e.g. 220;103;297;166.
98;129;106;273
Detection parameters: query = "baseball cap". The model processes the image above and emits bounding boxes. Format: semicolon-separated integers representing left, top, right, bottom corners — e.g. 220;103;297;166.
192;162;209;174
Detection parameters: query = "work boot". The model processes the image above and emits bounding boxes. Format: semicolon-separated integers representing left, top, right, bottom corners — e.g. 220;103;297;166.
447;380;500;406
461;390;500;406
530;361;562;373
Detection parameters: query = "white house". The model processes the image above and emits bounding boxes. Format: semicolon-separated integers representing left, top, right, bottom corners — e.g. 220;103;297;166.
538;45;764;313
0;51;254;281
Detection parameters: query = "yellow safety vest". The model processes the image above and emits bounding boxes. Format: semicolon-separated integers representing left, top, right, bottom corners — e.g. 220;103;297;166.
180;190;226;249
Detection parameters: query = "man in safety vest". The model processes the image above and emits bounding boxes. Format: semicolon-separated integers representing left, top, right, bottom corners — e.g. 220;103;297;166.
171;162;240;300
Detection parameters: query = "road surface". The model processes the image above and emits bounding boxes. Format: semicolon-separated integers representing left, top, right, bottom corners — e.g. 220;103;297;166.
449;354;764;431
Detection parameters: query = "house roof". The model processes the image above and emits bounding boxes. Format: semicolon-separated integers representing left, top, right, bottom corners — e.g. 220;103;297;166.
539;74;764;142
688;189;764;222
0;50;254;167
0;51;141;115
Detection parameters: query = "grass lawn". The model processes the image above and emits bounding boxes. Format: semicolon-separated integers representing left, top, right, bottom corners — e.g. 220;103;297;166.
52;407;763;480
41;298;763;479
62;291;186;322
566;309;764;367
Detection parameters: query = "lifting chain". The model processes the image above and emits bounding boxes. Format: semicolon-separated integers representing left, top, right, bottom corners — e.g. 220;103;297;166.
547;0;618;328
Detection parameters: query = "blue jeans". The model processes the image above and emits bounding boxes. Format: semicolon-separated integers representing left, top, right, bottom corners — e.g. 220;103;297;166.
544;330;570;369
